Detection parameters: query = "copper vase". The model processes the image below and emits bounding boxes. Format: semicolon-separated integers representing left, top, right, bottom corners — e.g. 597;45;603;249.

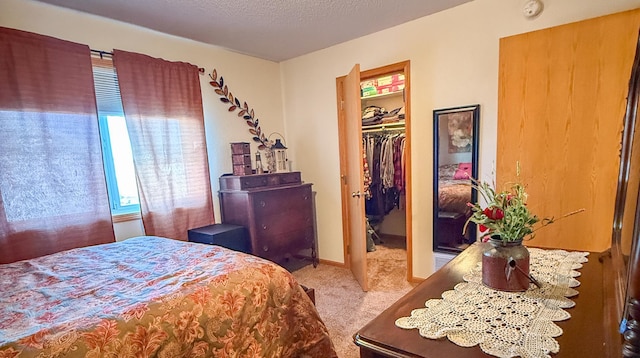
482;238;530;292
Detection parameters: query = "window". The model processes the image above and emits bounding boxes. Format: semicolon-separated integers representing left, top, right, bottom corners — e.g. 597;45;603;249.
92;58;140;216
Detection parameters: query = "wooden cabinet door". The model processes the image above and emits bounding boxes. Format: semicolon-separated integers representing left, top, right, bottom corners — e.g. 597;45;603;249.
343;64;369;291
497;9;640;252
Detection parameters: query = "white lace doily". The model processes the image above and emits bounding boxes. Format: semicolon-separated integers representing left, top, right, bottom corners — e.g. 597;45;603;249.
395;248;589;358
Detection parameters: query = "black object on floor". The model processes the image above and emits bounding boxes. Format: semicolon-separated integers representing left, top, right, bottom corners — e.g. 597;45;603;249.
188;223;249;253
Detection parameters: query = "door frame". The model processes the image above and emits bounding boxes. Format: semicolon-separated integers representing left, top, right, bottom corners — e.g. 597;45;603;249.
336;60;413;282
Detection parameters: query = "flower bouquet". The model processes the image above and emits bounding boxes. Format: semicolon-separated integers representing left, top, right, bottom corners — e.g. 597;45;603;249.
463;177;584;244
463;166;584;291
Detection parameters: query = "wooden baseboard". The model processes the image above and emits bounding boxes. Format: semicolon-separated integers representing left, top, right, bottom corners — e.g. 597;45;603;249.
112;212;141;223
318;258;346;268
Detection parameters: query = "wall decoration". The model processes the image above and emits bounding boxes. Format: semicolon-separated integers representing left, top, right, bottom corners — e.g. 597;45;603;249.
440;109;473;153
209;69;271;150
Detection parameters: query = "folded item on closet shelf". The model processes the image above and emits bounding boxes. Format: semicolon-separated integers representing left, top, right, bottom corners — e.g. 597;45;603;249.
378;107;405;123
381;116;400;123
362;117;383;126
398;107;405;120
362;105;386;120
383;107;403;118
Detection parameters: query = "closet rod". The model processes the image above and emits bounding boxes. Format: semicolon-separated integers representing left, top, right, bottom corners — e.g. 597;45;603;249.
90;49;205;73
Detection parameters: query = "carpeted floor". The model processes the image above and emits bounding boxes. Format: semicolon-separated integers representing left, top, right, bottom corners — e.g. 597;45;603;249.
292;235;417;358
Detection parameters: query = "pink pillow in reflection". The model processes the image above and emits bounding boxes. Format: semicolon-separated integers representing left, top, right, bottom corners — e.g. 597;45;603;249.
454;163;472;179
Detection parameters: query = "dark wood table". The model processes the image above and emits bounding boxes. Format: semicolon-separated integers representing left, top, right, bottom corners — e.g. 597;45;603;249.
354;243;612;357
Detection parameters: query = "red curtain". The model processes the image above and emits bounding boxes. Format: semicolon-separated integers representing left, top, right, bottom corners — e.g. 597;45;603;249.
0;27;115;263
113;50;214;241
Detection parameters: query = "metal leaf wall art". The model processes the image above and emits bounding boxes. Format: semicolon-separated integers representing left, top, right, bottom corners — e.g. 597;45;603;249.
209;69;270;150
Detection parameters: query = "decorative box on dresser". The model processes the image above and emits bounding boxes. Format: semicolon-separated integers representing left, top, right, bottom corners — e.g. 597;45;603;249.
218;172;318;268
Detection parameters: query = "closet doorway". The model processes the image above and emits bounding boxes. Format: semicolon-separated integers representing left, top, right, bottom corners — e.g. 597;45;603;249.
336;61;412;291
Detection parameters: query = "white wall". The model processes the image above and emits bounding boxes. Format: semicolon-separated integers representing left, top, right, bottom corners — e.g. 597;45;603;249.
280;0;640;278
0;0;286;240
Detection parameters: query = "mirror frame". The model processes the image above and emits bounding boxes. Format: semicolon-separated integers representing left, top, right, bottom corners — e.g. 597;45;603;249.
617;30;640;356
432;104;480;254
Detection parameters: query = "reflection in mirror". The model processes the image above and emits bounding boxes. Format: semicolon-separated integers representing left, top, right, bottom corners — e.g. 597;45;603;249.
432;105;480;253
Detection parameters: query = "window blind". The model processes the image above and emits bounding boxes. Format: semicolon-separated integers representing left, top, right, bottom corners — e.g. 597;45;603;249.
91;57;124;114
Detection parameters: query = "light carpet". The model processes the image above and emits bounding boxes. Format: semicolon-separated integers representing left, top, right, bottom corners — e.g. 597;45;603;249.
292;236;417;358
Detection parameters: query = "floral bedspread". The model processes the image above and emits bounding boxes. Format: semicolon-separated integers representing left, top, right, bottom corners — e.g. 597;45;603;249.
0;236;336;357
438;164;472;214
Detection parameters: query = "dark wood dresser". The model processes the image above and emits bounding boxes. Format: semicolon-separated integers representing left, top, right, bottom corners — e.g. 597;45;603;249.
218;172;317;268
354;243;613;357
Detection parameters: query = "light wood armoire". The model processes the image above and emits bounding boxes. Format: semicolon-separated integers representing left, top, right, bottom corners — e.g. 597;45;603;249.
497;9;640;252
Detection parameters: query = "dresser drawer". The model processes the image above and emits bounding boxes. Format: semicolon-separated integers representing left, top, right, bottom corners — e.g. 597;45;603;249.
255;226;314;262
252;185;312;217
239;175;269;189
232;154;252;165
266;172;301;186
233;164;252;176
255;206;313;238
219;172;302;190
230;142;250;154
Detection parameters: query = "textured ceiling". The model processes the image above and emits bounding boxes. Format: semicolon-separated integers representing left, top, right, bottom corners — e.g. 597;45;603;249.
35;0;472;62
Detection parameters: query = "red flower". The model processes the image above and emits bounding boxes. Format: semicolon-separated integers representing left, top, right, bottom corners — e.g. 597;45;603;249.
479;224;488;232
506;194;514;204
483;207;504;220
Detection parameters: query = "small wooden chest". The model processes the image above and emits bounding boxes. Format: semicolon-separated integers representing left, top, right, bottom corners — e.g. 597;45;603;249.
230;142;250;154
230;142;252;175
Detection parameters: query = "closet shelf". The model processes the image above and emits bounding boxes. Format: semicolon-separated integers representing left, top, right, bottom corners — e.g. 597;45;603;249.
361;90;403;101
362;120;405;133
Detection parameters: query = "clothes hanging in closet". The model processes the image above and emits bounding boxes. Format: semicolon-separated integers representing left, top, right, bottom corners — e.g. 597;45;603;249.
363;132;406;217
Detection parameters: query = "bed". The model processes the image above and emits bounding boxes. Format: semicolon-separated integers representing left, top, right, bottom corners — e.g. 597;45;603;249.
437;163;472;214
0;236;337;357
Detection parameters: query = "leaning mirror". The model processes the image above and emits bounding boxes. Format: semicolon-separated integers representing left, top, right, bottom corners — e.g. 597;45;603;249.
433;104;480;253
